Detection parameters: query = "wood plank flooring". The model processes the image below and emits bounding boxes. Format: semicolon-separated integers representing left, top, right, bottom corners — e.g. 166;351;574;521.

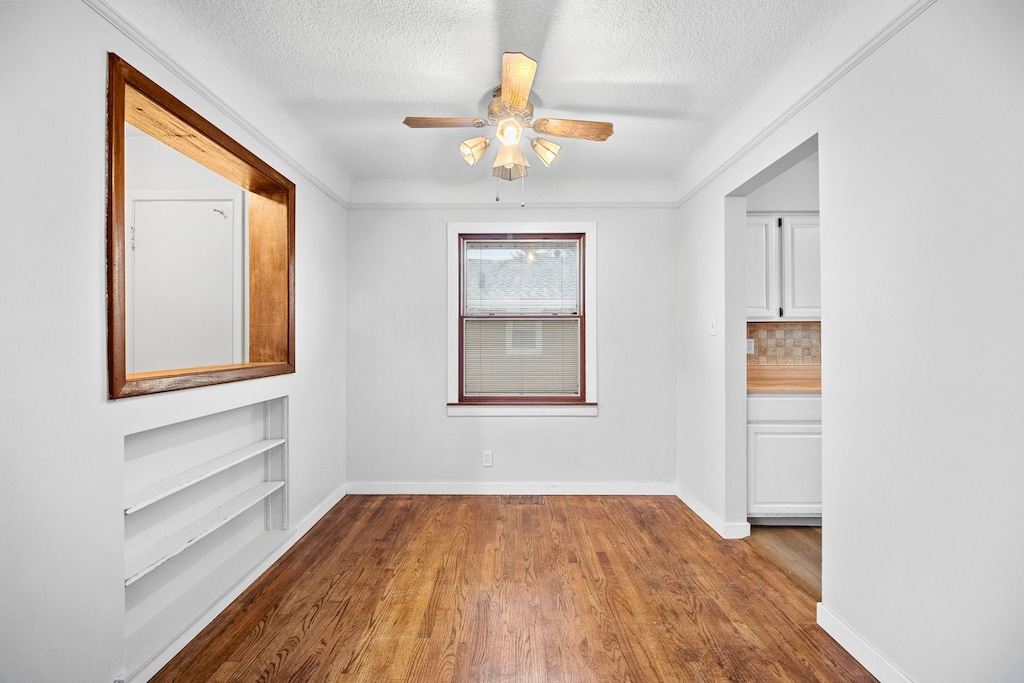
153;496;873;682
745;525;823;602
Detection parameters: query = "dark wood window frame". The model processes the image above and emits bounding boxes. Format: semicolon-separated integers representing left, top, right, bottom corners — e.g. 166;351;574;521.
457;232;587;405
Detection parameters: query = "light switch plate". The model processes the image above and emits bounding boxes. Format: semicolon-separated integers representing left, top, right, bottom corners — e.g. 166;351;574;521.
746;338;755;354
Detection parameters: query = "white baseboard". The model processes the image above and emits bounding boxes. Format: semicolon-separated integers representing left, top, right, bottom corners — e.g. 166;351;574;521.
816;603;912;683
676;488;750;539
128;483;348;683
345;481;676;496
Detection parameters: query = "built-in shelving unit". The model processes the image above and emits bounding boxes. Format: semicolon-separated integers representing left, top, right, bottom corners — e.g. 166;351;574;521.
123;439;285;516
125;479;284;586
123;397;289;681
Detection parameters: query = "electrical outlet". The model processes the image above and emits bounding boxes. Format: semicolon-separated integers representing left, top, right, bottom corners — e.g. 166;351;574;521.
709;316;718;336
746;338;755;354
482;450;493;467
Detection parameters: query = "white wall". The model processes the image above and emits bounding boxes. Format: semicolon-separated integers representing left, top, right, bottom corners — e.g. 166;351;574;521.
347;206;677;492
676;0;1024;680
0;2;347;680
745;155;819;213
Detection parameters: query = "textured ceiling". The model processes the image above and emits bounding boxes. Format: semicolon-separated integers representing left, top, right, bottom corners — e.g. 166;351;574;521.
102;0;910;202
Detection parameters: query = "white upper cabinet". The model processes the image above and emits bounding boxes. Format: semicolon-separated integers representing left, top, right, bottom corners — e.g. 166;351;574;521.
781;216;821;319
745;214;820;321
744;215;779;320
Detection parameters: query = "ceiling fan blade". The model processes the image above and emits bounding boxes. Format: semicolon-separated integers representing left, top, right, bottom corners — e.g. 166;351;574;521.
531;118;614;141
403;117;486;128
501;52;537;111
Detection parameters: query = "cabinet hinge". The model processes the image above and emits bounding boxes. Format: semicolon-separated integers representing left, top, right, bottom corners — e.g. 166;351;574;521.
780;307;784;317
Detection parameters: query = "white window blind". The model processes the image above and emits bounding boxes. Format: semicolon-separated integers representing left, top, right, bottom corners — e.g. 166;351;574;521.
461;237;582;399
463;319;580;396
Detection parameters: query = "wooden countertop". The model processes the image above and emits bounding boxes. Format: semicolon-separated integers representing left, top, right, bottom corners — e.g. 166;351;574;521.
747;364;821;394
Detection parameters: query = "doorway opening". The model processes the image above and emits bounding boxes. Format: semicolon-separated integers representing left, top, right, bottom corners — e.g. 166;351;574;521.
726;134;822;598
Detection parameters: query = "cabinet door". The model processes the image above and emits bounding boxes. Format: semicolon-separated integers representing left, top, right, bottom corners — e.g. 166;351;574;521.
781;216;821;320
747;423;822;516
744;215;779;320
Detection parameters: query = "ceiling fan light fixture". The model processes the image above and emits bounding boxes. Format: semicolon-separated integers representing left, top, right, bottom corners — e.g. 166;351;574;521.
530;137;560;166
492;163;528;181
403;52;614;202
495;115;523;146
493;142;529;172
459;136;490;165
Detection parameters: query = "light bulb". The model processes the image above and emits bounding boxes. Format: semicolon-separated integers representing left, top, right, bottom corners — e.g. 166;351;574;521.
496;116;522;146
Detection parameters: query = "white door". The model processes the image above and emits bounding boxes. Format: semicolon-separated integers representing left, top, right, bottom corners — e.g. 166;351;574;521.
781;216;821;320
744;215;779;320
126;193;246;373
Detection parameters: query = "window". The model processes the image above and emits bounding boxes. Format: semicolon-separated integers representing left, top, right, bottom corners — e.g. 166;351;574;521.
447;223;597;416
462;236;582;399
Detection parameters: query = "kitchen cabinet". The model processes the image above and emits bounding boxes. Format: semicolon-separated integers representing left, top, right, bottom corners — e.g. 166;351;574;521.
745;214;820;320
747;395;821;518
744;215;778;319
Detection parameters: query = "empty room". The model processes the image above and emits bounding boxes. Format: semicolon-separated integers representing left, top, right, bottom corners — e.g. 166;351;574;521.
1;0;1021;681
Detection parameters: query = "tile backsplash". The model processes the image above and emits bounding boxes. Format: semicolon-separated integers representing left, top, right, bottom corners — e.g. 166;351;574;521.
747;321;820;365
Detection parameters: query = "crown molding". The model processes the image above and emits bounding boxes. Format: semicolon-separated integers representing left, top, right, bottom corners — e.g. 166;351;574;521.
674;0;938;208
81;0;349;209
347;200;680;211
84;0;936;214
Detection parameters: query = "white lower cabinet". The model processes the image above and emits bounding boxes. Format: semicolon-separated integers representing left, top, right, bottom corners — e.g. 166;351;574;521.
747;396;821;518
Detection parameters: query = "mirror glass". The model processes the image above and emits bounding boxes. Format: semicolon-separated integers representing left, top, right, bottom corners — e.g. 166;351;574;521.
124;123;248;373
108;54;295;398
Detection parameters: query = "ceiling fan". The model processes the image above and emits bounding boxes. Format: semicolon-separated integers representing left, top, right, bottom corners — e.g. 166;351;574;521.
403;52;613;200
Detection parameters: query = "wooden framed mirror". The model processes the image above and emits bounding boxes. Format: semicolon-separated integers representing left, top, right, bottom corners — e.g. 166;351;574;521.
107;54;295;399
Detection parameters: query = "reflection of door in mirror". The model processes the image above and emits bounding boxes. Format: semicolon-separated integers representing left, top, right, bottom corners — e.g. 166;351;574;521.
124;124;248;373
126;195;247;372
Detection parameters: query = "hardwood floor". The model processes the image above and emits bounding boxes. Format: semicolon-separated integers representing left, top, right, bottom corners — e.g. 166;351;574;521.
745;525;823;602
153;496;873;682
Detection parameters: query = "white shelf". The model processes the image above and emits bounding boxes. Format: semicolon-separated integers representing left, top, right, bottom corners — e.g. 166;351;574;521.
125;530;287;679
124;481;284;586
124;439;285;516
123;397;290;676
